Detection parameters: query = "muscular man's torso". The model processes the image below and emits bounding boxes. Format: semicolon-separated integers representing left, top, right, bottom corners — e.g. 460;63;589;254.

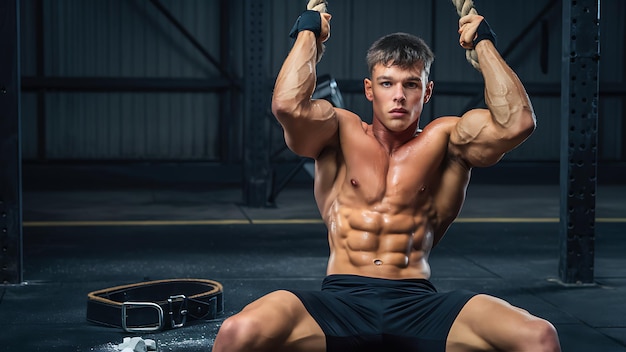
314;111;471;280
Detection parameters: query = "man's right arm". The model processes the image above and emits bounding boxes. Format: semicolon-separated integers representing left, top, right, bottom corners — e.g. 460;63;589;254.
271;12;338;159
450;15;536;168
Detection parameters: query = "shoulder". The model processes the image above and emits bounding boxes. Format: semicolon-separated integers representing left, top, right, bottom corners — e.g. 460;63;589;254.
335;108;369;134
423;116;459;130
418;116;460;140
418;116;473;168
336;108;364;124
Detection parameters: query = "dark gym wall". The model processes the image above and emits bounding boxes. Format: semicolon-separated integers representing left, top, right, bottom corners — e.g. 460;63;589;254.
17;0;625;165
20;0;228;161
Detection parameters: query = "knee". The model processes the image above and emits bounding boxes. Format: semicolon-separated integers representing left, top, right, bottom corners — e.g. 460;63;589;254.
213;314;266;352
520;318;561;352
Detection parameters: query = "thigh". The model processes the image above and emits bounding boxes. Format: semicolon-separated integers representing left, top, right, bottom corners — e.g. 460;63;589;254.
445;294;536;351
238;290;326;352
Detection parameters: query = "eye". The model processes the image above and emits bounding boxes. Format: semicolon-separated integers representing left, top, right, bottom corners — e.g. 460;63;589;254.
381;81;392;87
405;81;419;89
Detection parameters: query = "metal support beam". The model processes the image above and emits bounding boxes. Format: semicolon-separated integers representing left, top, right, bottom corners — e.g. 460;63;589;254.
0;0;23;285
242;0;271;207
35;0;46;161
21;76;236;92
149;0;235;82
559;0;600;284
21;77;626;97
219;0;239;164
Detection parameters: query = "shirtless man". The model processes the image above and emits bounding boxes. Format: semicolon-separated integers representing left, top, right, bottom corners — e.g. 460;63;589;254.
213;8;561;352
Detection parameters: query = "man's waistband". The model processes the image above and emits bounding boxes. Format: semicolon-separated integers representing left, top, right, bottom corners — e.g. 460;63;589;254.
322;274;436;292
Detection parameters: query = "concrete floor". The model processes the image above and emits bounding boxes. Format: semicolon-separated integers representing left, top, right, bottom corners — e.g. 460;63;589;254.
1;183;625;351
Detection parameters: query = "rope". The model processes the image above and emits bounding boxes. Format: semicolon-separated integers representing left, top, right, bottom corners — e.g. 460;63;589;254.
307;0;327;13
451;0;481;71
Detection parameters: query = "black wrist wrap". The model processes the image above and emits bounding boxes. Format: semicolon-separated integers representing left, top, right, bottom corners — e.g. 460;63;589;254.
289;10;321;39
473;19;497;47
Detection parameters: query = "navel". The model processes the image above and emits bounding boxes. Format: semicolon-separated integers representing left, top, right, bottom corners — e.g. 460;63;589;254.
373;259;383;266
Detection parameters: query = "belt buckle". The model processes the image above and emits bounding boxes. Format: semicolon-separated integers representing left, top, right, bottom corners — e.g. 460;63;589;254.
121;301;164;333
168;294;187;329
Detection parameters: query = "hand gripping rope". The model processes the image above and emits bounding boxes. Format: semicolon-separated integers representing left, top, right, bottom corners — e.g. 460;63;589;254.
451;0;497;72
289;0;329;62
307;0;327;12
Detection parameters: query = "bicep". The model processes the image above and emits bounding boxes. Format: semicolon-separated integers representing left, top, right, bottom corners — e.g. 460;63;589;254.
449;108;509;167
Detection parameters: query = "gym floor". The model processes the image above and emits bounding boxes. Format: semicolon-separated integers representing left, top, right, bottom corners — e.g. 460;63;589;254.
2;179;626;351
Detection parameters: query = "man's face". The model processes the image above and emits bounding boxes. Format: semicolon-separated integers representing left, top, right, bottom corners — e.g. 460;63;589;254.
364;62;433;133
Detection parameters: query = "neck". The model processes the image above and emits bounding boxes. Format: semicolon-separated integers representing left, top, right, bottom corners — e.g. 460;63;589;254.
372;119;419;153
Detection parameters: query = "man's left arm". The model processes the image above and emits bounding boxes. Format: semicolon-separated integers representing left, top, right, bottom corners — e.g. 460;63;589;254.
451;15;536;167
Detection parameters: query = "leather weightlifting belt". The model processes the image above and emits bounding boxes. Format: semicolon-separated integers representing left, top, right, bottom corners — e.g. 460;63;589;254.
87;279;224;332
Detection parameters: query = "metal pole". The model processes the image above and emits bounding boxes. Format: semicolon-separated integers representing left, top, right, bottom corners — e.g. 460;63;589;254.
0;0;23;285
242;0;271;207
559;0;600;285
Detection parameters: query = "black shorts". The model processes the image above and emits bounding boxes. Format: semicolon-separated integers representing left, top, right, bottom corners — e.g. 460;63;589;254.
288;274;476;352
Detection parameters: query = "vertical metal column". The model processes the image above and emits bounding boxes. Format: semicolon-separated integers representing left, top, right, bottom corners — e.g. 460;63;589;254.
219;0;239;164
242;0;271;207
559;0;600;284
0;0;23;284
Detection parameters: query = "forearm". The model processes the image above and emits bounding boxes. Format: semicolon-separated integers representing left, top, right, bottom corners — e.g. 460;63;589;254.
272;31;319;120
475;41;536;131
271;21;337;158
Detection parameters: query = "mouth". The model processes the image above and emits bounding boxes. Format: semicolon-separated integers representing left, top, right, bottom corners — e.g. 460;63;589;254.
389;108;408;116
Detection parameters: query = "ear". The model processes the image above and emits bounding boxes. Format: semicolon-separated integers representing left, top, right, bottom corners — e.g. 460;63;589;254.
423;80;434;104
364;78;373;101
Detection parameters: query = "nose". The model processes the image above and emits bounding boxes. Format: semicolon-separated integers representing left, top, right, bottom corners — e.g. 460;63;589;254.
393;85;406;102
